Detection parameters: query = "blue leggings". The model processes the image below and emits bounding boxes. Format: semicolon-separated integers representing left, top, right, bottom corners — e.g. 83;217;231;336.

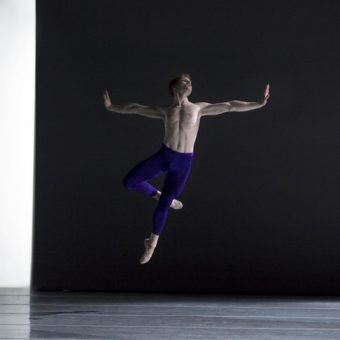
123;144;194;235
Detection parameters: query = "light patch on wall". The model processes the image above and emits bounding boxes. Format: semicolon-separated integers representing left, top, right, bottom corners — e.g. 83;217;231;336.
0;0;35;287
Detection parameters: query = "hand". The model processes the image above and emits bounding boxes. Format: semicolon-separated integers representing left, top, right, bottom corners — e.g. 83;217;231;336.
103;89;112;108
259;83;270;106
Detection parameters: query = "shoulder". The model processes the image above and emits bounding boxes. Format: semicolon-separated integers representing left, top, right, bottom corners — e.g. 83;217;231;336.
137;105;166;119
194;102;211;116
195;102;211;109
149;105;168;118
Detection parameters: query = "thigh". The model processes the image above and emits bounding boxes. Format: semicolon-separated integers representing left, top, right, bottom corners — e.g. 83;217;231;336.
124;149;166;183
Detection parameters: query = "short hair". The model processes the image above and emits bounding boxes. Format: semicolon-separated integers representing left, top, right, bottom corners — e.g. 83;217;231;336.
168;73;191;96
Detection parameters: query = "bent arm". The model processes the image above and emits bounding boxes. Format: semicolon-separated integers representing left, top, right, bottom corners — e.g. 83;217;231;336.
106;103;164;119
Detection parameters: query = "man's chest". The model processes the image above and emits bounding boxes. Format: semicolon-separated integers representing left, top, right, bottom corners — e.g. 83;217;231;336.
166;106;200;128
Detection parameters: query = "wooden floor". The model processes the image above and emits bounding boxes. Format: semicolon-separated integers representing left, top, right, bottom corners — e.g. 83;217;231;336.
2;288;340;339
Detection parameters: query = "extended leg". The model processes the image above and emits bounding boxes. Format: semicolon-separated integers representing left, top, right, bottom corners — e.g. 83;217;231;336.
140;165;192;264
152;170;187;235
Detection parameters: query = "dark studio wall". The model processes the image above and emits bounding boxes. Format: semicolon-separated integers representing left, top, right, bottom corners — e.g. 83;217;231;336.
33;0;340;294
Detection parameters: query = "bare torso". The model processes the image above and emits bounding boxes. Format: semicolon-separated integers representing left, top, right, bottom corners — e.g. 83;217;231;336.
104;75;269;155
162;102;202;153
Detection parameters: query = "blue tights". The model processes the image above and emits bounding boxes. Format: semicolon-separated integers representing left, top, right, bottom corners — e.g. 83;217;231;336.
123;144;194;235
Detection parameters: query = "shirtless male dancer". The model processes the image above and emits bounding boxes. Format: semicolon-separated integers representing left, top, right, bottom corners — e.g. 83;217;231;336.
103;74;270;264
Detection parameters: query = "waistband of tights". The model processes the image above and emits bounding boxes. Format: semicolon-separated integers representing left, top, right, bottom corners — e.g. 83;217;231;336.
161;143;194;156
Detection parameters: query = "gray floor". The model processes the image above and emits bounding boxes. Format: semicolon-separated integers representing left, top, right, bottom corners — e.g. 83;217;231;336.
2;288;340;339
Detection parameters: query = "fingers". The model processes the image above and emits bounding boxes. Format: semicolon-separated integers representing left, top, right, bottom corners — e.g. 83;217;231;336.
103;89;109;104
260;83;270;104
263;84;270;98
103;89;111;101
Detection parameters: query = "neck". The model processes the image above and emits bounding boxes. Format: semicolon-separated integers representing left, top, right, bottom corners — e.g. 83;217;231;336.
172;94;190;107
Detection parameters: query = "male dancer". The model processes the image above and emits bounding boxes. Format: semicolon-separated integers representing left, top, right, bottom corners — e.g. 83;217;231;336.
103;74;270;264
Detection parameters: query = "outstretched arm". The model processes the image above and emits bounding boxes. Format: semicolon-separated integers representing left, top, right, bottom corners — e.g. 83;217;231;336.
103;89;164;119
198;84;270;117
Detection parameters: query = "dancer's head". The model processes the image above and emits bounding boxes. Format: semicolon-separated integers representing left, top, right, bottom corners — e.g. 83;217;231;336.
168;73;192;97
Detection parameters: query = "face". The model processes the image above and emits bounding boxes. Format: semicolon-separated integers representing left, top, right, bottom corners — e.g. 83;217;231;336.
174;77;192;96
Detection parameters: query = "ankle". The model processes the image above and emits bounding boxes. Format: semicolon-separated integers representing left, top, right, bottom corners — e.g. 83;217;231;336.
149;233;159;247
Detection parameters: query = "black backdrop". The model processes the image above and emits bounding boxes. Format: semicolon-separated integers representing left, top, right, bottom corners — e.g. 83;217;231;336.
33;0;340;294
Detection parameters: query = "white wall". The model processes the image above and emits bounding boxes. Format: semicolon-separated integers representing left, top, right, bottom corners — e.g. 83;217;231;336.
0;0;35;287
